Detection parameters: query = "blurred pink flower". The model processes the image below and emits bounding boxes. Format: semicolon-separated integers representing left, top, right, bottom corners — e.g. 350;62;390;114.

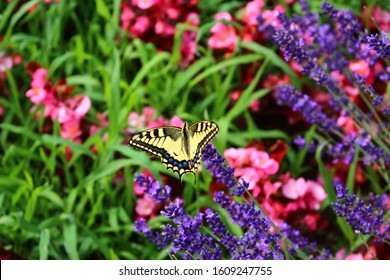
305;180;327;210
61;118;82;139
135;195;156;216
337;112;358;134
208;12;237;51
263;180;282;199
169;116;184;127
25;88;47;104
225;147;279;195
282;178;308;200
147;116;167;128
133;0;157;10
0;54;13;72
282;177;327;211
133;16;150;36
260;4;285;29
349;60;370;78
371;7;390;31
30;68;48;88
243;0;264;26
335;248;376;260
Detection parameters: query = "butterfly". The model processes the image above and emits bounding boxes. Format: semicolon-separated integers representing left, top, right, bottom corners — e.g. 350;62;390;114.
128;121;219;184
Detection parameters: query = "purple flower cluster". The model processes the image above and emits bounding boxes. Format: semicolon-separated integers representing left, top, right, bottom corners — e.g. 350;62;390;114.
211;192;284;259
135;173;172;203
331;184;389;241
202;144;247;196
278;223;330;259
275;85;338;132
135;199;223;259
133;146;317;259
365;31;390;59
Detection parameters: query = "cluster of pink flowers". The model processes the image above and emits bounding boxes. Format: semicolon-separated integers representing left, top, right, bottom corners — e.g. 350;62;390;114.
127;106;183;132
225;147;279;194
120;0;199;67
224;145;327;230
25;67;91;142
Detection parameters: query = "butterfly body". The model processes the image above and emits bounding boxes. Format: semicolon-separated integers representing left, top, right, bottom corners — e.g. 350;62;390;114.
128;121;218;184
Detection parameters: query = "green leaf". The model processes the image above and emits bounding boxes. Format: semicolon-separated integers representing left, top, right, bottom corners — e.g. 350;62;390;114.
63;220;79;260
315;143;336;205
95;0;111;20
39;229;51;260
24;186;42;222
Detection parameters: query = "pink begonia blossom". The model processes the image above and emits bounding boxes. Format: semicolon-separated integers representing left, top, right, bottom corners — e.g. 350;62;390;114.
225;147;279;196
305;180;327;210
263;181;282;199
337;112;358;134
335;248;376;260
60;118;82;139
169;116;184;127
0;54;13;72
282;178;308;200
330;71;359;97
133;16;150;36
282;177;327;211
371;7;390;31
243;0;264;26
30;68;48;88
135;196;156;216
25;88;47;104
349;60;370;78
260;4;285;29
208;12;237;51
133;0;157;10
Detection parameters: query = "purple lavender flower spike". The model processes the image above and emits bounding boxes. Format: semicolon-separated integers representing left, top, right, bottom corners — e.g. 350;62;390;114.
135;173;172;203
331;184;389;241
365;31;390;59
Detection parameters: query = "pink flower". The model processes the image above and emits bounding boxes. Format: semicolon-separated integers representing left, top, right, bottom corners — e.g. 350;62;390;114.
135;196;156;216
305;180;327;210
208;12;237;51
349;60;370;78
120;4;135;29
132;16;150;36
263;181;282;199
147;116;167;128
31;68;48;88
25;88;47;104
128;112;145;129
235;167;261;191
282;178;308;199
0;54;13;72
132;0;157;10
371;7;390;31
260;4;285;29
61;118;82;139
142;106;156;123
252;151;279;175
243;0;264;26
169;116;184;127
337;112;358;134
73;95;91;118
335;248;376;260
